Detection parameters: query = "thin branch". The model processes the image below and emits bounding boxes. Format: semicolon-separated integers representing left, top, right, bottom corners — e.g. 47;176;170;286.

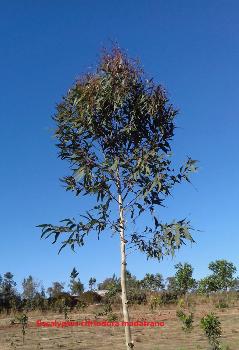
125;189;143;209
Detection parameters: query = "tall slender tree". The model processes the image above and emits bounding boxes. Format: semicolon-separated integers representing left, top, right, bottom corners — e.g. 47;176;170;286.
38;47;197;349
69;267;84;295
89;277;96;291
0;272;18;313
22;275;39;300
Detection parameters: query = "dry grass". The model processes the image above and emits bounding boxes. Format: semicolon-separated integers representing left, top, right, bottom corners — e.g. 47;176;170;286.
0;297;238;350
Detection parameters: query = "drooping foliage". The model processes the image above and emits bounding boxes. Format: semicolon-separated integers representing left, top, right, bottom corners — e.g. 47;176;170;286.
38;47;197;260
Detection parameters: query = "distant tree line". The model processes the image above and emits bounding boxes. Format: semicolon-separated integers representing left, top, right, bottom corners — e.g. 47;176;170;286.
0;260;238;314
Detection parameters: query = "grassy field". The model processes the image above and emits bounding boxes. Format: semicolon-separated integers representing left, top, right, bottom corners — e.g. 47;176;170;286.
0;298;239;350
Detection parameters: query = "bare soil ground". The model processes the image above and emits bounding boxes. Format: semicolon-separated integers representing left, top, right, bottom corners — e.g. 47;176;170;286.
0;300;239;350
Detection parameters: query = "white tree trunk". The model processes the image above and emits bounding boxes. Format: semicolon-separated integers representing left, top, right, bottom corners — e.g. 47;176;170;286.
118;190;134;349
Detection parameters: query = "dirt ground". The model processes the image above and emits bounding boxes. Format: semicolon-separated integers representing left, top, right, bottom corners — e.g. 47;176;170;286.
0;301;239;350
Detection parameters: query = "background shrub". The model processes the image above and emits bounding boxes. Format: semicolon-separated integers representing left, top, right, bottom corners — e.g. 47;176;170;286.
78;291;102;305
200;313;222;350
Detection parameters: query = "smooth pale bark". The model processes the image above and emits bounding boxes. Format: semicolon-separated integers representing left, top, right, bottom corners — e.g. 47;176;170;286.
117;183;134;349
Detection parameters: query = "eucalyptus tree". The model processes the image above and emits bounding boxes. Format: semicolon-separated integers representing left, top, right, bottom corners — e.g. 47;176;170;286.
1;272;17;297
22;275;40;309
38;47;197;349
69;267;84;295
22;275;39;300
47;282;64;298
0;272;18;313
89;277;96;291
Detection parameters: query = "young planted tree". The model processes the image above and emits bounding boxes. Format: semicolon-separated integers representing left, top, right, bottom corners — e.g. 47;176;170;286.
38;47;197;349
200;313;222;350
176;309;194;333
17;314;28;344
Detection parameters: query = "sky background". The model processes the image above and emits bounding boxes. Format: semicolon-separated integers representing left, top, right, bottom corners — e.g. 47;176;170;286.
0;0;238;292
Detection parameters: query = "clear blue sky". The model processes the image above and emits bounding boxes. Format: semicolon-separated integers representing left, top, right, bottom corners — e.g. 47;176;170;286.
1;0;238;292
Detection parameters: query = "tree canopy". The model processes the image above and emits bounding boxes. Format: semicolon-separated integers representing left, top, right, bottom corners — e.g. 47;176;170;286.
198;259;237;293
38;47;197;260
173;263;197;295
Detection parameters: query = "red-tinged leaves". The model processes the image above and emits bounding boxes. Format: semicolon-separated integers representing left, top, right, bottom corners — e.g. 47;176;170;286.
38;46;197;259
